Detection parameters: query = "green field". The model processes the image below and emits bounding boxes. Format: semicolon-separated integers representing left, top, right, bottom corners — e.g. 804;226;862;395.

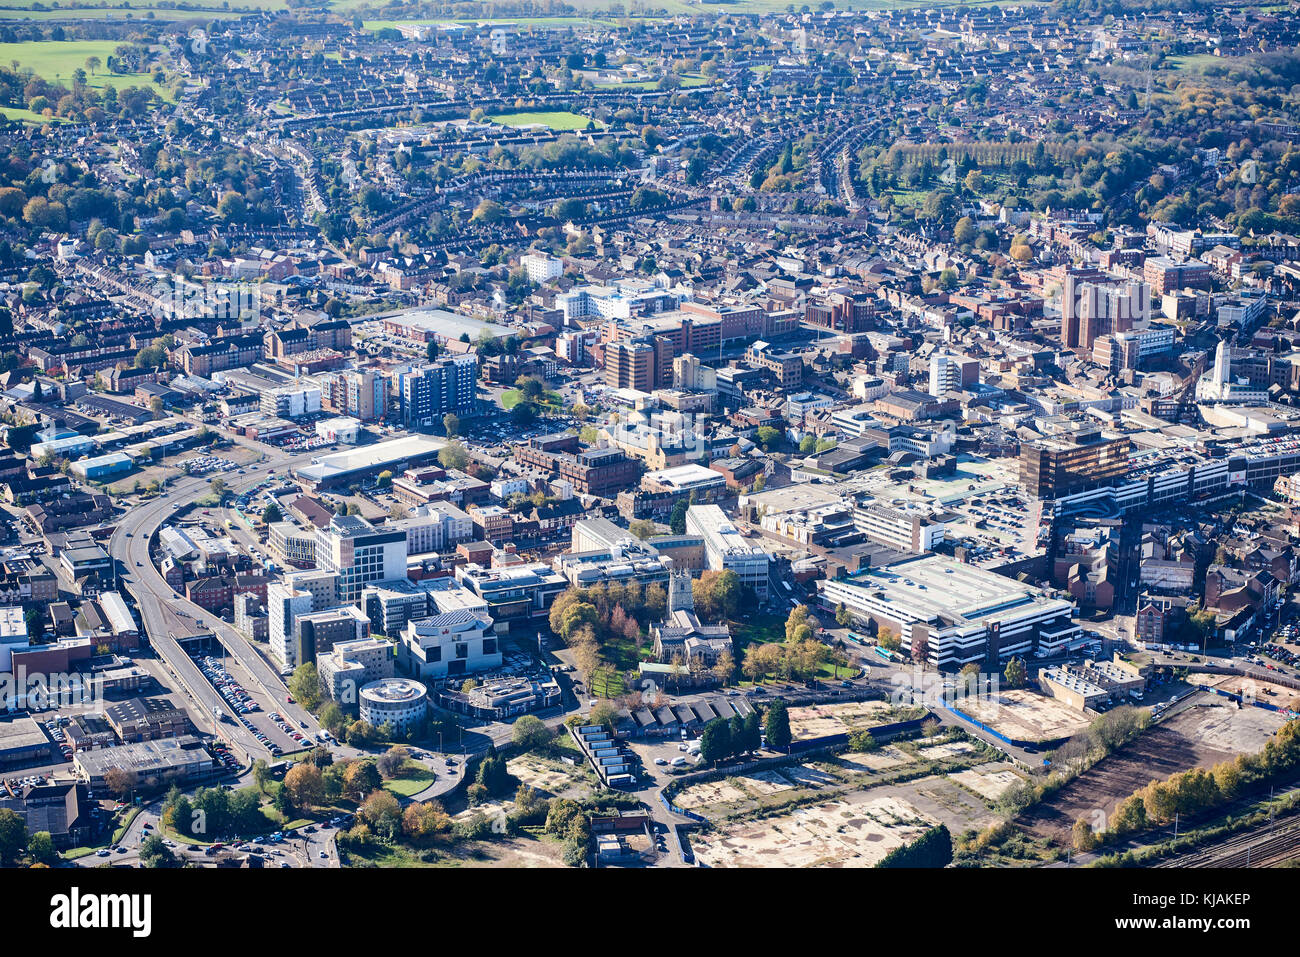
0;6;242;19
1165;53;1229;72
594;73;710;90
365;16;621;32
0;41;175;101
0;104;62;124
383;762;437;798
486;109;602;132
501;387;562;410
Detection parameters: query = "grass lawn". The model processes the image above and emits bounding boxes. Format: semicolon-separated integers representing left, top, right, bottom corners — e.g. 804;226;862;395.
501;388;563;410
486;110;603;132
111;806;141;844
733;612;785;649
341;842;438;867
383;761;437;798
0;105;63;124
594;74;710;90
366;16;621;31
1165;53;1228;71
0;41;175;102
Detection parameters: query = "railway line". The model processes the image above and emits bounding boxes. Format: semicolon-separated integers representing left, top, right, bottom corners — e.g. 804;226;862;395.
1154;806;1300;867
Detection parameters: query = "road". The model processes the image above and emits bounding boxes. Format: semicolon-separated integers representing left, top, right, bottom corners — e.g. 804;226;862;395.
111;447;323;761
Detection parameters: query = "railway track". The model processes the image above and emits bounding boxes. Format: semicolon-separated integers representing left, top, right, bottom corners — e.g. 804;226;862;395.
1155;813;1300;867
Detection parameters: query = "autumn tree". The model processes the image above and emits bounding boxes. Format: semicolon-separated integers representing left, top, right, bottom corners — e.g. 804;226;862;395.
284;763;325;810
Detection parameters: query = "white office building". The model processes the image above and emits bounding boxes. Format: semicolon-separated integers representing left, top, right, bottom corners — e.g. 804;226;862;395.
818;553;1079;669
686;504;770;600
398;609;500;681
521;252;564;285
315;515;408;603
388;502;473;555
851;501;948;554
268;582;315;671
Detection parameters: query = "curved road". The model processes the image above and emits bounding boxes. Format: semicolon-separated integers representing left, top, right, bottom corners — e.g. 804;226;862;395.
112;449;323;762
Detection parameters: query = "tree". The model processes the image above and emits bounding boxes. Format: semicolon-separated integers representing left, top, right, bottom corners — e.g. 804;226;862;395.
755;426;781;450
588;700;618;733
343;761;382;800
438;440;470;471
911;632;930;667
262;502;282;524
712;649;735;687
785;604;812;643
699;717;732;764
404;801;452;844
442;413;459;437
835;603;852;628
27;830;56;865
628;519;657;540
1003;657;1026;689
848;728;878;751
764;700;791;752
1072;816;1099;852
475;749;513;797
471;199;506;224
377;745;410;779
1110;794;1148;835
288;662;322;711
217;191;246;223
0;809;26;866
517;375;545;401
104;767;136;801
877;824;952;868
252;759;272;793
139;833;174;868
669;499;689;535
284;763;325;809
740;711;762;753
694;569;743;622
360;790;403;843
209;477;227;502
346;720;378;748
511;715;552;751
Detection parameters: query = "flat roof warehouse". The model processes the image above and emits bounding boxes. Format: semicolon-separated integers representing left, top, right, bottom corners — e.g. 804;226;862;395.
294;435;445;489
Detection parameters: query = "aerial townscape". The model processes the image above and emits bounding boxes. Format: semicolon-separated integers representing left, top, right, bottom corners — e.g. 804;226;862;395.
0;0;1298;899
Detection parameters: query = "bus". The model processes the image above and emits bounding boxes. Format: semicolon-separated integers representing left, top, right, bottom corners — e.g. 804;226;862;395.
873;646;896;663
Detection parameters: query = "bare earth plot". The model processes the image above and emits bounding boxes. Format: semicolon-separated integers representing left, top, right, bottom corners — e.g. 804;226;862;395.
950;763;1028;802
960;689;1091;744
692;795;935;868
831;745;915;774
1020;702;1282;847
917;740;978;760
1192;673;1300;713
445;834;565;868
675;778;751;810
507;754;593;799
788;700;900;741
884;774;1004;834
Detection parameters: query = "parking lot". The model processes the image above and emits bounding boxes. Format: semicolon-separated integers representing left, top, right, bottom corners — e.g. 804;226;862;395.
630;736;705;780
193;653;305;757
